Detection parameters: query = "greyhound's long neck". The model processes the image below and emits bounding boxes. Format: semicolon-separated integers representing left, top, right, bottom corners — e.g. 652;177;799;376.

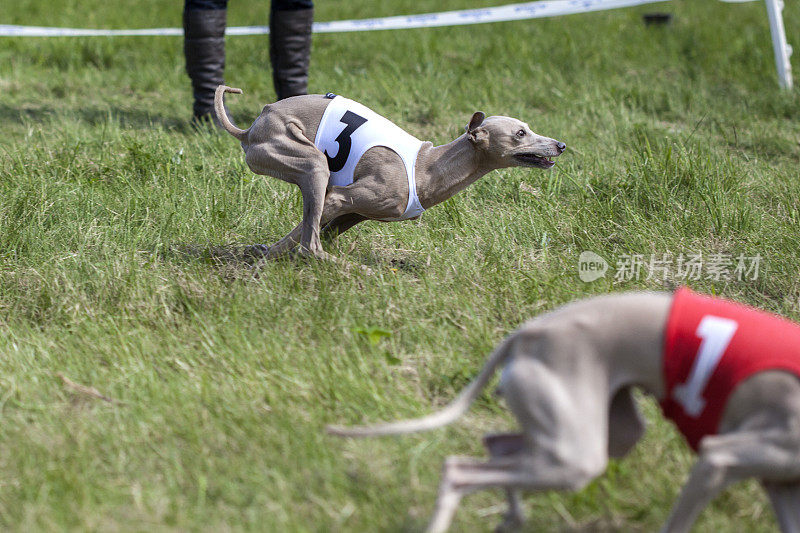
415;135;491;208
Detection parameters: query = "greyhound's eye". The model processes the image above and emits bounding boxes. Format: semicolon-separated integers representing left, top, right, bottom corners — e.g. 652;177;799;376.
516;129;526;138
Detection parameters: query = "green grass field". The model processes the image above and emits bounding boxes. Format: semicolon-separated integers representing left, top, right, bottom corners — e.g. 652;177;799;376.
2;0;799;530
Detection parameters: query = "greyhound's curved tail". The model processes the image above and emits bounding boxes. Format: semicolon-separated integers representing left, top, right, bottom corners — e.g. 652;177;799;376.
214;85;248;141
326;334;518;437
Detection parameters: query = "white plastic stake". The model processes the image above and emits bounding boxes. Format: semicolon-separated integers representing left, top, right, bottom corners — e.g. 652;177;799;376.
765;0;793;89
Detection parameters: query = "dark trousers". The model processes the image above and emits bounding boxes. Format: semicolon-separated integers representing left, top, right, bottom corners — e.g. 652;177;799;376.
185;0;313;11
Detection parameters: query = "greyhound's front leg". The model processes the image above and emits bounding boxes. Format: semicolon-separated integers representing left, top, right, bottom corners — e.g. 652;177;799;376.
320;213;367;242
297;180;374;272
305;186;374;273
662;430;800;533
253;187;373;272
252;186;354;260
660;456;728;533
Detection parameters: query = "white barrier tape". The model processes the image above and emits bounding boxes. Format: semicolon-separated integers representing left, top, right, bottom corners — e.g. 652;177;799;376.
1;0;669;38
0;25;184;37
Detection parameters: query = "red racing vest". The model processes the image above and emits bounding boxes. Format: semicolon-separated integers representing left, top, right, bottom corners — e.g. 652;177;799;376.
660;287;800;450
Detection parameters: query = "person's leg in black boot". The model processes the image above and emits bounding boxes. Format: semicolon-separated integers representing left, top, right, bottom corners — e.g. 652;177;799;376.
183;0;228;125
270;0;314;100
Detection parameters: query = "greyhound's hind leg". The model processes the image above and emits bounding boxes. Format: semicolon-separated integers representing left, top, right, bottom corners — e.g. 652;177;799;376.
427;453;598;533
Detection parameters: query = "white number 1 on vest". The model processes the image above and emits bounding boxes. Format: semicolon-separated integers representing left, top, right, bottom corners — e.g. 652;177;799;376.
673;316;739;417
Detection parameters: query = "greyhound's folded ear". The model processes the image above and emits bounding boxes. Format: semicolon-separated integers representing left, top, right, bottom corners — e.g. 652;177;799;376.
465;111;485;133
466;111;488;147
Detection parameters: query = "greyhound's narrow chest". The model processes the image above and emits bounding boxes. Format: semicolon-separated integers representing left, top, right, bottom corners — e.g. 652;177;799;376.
314;95;425;221
660;287;800;450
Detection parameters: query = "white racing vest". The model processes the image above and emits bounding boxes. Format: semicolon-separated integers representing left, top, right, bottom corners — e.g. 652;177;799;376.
314;95;425;221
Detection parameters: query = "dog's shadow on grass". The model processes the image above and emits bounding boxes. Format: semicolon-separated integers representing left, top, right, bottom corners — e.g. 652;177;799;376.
163;243;289;283
166;243;264;268
165;242;426;278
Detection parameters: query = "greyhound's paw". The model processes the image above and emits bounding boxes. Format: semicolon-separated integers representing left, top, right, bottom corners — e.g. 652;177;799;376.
296;246;375;275
295;246;329;262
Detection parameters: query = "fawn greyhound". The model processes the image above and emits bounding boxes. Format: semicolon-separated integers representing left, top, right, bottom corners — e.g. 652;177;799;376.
214;86;565;268
328;288;800;532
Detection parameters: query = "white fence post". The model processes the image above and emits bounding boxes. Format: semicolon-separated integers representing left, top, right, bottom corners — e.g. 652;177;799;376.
765;0;793;89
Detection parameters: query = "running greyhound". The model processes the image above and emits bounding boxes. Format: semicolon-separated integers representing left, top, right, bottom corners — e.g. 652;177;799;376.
328;288;800;532
214;86;565;268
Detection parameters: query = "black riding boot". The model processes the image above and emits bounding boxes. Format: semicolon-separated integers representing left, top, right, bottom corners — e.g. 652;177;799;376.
269;7;314;100
183;9;227;124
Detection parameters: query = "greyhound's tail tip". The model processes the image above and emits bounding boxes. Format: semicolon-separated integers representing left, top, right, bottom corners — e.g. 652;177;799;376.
217;85;243;95
214;85;248;140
